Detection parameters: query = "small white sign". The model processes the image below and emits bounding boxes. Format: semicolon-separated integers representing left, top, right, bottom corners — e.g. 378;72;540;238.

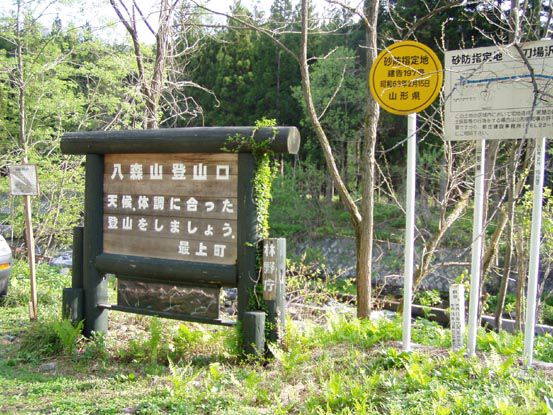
449;284;466;352
8;164;39;196
444;40;553;141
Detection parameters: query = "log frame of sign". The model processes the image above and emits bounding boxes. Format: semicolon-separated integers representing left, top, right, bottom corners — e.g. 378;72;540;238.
61;127;299;356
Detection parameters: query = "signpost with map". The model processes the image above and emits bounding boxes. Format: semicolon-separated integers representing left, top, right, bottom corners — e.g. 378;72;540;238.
369;41;443;352
444;40;553;364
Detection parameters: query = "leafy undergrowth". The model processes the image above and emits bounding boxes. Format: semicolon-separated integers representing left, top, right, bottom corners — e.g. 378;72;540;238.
1;263;553;414
1;304;553;414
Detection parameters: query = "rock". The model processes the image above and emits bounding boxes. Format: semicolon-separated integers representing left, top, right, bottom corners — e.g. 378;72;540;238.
224;288;237;301
38;362;56;372
533;360;553;370
293;237;472;293
50;251;72;267
0;224;12;237
371;309;397;321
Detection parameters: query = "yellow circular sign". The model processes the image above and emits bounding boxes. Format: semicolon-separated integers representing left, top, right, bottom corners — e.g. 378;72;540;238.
369;41;443;115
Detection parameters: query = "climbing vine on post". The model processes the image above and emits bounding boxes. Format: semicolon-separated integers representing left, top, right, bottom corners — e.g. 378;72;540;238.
225;118;284;352
225;117;279;239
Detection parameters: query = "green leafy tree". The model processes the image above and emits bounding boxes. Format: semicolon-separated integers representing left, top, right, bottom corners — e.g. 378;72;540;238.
0;1;141;250
190;2;260;126
292;47;367;190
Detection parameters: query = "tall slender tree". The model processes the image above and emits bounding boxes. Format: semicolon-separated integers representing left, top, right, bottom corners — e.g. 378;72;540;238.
109;0;204;128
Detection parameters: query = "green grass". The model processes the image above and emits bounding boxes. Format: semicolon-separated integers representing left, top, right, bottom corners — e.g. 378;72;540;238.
1;262;552;414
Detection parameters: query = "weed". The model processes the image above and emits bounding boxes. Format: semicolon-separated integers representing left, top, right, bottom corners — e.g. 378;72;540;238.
369;347;412;370
477;328;524;356
415;289;443;318
415;289;442;307
484;293;516;317
541;303;553;326
52;319;83;356
2;261;553;415
4;259;70;307
168;360;202;400
121;317;168;365
82;331;109;362
412;318;450;348
535;333;553;362
172;324;204;355
313;314;402;348
18;318;83;360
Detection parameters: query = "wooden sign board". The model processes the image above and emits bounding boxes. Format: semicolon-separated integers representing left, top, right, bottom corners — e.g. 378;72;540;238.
61;126;300;338
103;153;238;265
262;238;286;301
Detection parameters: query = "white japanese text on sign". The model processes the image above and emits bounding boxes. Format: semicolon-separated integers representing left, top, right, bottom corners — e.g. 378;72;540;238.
444;40;553;141
103;153;238;265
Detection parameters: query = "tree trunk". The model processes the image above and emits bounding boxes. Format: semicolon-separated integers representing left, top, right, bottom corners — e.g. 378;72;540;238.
514;227;528;331
493;143;518;331
298;0;361;229
479;140;530;321
493;0;525;330
110;0;178;129
15;0;27;155
537;265;551;325
356;0;380;318
297;0;381;318
494;208;514;331
412;190;471;291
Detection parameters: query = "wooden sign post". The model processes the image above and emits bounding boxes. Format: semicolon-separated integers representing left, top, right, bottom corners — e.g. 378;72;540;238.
8;164;39;320
60;127;300;354
263;238;286;343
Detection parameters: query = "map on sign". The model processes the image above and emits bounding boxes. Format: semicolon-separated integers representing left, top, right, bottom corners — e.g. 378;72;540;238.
444;40;553;141
8;164;39;196
369;40;443;115
103;153;238;265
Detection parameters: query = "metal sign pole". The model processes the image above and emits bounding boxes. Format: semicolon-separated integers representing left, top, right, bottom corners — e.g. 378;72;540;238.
467;139;486;356
524;136;546;366
402;113;417;352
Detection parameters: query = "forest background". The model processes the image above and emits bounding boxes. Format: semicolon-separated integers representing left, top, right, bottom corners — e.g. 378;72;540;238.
1;0;553;329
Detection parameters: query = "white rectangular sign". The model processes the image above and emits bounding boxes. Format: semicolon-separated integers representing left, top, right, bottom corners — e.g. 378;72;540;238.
444;40;553;141
449;283;465;352
9;164;39;196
